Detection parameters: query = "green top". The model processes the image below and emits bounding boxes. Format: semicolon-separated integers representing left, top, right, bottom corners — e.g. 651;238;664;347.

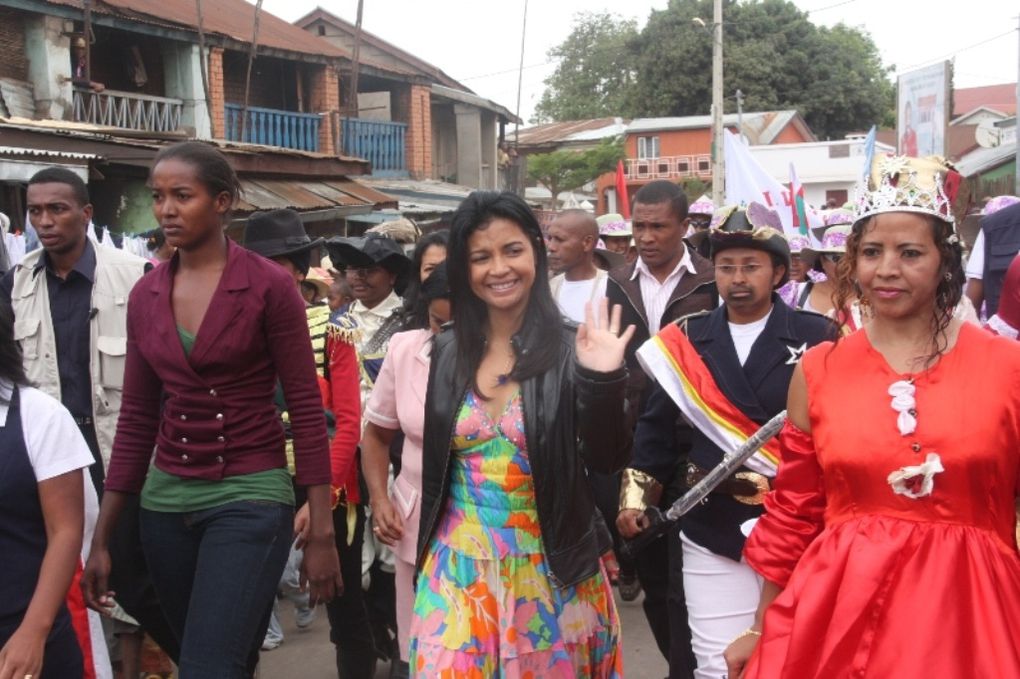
139;326;294;513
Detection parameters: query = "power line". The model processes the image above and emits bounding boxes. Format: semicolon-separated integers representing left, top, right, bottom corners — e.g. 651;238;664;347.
804;0;858;14
897;29;1016;74
459;60;552;82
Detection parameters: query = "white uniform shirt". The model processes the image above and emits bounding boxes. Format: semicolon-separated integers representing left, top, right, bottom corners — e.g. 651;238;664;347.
631;249;698;335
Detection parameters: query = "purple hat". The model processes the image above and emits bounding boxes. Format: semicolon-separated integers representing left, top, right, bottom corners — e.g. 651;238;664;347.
786;233;811;254
689;195;715;217
597;212;632;237
801;224;851;266
982;195;1020;216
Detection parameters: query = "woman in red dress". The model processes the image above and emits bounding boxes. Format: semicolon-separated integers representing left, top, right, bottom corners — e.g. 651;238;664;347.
724;155;1020;679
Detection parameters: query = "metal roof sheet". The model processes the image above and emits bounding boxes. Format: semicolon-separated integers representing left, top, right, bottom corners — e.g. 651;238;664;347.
0;145;98;160
512;118;627;147
43;0;349;60
236;177;396;213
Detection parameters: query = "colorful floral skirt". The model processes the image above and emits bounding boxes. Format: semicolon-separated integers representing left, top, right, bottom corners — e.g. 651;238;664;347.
409;391;622;678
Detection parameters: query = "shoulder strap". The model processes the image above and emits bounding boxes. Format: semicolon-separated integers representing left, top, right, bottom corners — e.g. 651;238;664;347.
362;310;404;356
796;281;814;308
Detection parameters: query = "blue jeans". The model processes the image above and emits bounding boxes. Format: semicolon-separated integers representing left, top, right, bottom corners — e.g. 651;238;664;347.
140;500;293;678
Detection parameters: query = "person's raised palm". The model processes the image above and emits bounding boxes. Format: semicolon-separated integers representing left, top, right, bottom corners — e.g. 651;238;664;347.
576;298;636;373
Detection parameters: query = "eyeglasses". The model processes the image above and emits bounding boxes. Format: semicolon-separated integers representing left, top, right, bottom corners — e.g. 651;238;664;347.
715;263;765;276
823;253;844;264
344;265;382;278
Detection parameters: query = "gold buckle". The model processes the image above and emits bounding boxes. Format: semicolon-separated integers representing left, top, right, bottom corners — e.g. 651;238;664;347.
733;471;770;505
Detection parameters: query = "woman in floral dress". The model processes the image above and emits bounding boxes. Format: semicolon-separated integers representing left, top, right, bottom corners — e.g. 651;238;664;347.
410;191;634;677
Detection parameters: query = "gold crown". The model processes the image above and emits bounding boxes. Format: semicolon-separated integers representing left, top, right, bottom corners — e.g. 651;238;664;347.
853;155;961;225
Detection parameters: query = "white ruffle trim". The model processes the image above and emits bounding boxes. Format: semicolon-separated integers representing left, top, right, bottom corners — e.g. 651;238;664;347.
987;314;1019;340
888;380;917;436
888;452;944;499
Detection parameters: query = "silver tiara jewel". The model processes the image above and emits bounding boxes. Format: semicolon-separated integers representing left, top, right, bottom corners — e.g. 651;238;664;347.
853;155;955;225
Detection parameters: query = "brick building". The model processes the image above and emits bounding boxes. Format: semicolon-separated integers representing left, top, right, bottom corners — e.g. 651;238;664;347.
295;8;519;188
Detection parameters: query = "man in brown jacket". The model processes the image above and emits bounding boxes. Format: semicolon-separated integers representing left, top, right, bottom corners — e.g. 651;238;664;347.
605;180;717;679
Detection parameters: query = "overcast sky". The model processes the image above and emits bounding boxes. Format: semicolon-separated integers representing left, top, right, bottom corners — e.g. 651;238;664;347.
260;0;1019;125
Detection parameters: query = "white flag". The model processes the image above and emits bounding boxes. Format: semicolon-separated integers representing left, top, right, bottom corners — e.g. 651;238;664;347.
723;130;797;235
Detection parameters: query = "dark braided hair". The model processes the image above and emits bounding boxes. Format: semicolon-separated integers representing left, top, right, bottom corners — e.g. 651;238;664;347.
832;213;965;368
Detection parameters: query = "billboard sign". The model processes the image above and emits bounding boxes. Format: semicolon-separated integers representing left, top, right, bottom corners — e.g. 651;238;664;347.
897;61;950;157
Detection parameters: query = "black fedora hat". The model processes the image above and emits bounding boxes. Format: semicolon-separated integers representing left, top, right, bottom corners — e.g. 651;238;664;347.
324;233;410;277
707;203;791;288
243;209;324;261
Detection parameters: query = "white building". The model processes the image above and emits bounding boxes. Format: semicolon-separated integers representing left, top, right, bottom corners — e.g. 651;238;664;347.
748;137;895;209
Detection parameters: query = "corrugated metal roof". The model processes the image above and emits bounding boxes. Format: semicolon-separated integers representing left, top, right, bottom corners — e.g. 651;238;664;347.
628;111;810;145
43;0;348;60
513;118;627;148
955;141;1016;177
296;9;464;89
236;178;396;213
0;146;98;161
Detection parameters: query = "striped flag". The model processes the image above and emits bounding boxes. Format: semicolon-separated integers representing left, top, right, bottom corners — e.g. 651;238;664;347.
788;163;819;235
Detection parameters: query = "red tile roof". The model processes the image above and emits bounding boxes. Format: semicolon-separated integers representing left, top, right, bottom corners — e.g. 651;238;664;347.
953;83;1017;117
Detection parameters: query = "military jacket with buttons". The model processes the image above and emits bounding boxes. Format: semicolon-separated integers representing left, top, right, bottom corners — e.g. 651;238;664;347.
104;240;331;493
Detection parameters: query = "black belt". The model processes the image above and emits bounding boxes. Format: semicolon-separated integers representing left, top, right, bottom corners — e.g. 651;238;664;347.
685;463;771;505
73;415;94;427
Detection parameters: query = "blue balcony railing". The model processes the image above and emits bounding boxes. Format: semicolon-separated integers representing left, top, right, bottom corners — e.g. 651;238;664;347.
224;103;320;152
341;117;407;177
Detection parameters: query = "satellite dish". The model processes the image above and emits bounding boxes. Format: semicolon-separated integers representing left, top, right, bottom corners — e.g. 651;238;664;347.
975;120;1001;149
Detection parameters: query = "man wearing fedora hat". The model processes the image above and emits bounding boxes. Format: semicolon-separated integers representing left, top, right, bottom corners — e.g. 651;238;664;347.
618;203;835;679
243;209;363;653
323;232;410;677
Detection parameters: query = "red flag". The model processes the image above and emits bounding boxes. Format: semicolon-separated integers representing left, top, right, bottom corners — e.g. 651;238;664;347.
615;159;631;219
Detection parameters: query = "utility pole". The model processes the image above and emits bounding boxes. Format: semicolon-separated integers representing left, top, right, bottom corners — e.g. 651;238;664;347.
195;0;213;130
735;89;745;145
348;0;364;119
513;0;529;149
711;0;724;206
240;0;263;142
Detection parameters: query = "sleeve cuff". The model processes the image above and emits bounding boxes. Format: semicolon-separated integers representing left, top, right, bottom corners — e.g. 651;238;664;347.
574;362;627;383
619;467;663;511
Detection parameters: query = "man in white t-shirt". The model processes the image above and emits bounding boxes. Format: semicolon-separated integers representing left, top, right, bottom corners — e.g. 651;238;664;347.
618;204;835;679
547;210;607;323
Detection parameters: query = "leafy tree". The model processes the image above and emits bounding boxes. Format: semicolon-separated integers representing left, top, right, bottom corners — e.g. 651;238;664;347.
527;137;625;208
539;0;895;139
532;12;639;124
633;0;895;138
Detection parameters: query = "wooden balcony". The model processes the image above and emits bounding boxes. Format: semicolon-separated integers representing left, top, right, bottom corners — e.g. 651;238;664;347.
341;117;407;177
623;155;712;181
72;88;183;133
224;104;321;152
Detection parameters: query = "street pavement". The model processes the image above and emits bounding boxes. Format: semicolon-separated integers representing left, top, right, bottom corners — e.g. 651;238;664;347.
259;589;668;678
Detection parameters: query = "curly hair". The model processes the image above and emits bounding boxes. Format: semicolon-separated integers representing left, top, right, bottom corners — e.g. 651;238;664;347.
832;213;965;368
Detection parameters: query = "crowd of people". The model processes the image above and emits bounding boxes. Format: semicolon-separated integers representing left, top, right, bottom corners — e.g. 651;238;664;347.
1;140;1019;679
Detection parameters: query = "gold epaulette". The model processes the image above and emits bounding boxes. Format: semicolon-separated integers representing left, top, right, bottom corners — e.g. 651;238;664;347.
327;313;362;346
619;468;664;512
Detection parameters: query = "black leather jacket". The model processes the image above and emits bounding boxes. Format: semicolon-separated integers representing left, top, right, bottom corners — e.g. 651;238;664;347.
417;321;632;588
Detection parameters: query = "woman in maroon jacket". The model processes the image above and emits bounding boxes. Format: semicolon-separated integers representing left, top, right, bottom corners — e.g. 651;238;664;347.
82;142;341;677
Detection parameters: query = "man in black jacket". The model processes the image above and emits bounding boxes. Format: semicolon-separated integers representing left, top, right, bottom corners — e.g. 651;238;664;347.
606;180;716;678
619;206;835;678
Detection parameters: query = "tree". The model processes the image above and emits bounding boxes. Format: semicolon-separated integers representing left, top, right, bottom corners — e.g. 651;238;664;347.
532;12;639;124
540;0;895;139
527;137;625;208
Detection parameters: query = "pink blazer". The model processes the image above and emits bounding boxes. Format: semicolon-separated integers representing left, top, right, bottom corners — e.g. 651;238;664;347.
364;328;431;564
